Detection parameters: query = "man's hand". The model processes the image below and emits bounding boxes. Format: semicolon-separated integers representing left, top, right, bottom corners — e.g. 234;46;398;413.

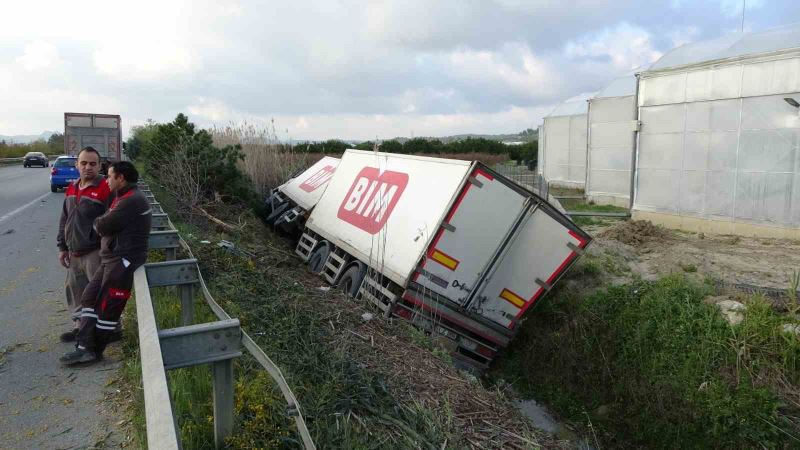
58;251;70;268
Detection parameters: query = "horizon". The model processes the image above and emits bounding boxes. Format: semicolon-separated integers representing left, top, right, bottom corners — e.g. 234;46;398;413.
2;1;797;139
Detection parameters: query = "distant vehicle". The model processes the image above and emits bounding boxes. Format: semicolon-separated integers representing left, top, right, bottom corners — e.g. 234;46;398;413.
64;112;122;174
50;156;78;192
23;152;48;168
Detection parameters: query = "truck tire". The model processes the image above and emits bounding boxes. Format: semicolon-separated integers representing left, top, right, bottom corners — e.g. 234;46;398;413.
307;244;330;274
338;264;366;297
262;192;276;217
265;202;290;225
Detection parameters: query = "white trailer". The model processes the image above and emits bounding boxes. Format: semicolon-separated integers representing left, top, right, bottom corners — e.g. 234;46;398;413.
264;156;340;233
295;150;591;370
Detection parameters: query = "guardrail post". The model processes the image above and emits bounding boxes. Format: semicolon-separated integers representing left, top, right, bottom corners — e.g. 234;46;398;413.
213;359;235;448
179;284;194;326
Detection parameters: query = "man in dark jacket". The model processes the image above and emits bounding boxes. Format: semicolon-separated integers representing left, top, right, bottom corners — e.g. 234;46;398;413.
57;147;111;342
60;161;152;365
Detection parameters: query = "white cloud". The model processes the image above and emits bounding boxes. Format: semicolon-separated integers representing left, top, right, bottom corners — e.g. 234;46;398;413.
668;26;701;48
1;0;797;138
446;43;561;101
93;42;195;81
16;41;61;71
187;98;233;122
565;23;663;71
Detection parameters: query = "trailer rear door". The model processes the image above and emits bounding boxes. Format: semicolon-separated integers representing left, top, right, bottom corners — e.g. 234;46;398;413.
469;205;590;329
415;166;528;305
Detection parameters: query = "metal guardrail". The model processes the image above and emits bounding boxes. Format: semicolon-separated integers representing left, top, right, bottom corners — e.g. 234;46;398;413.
136;181;316;450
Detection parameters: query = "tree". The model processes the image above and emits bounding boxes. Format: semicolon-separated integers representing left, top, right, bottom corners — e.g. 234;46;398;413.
403;137;444;154
47;132;64;153
138;114;257;208
378;140;403;153
354;141;375;151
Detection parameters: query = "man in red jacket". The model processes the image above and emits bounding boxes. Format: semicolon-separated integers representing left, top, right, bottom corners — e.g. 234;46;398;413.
61;161;152;365
57;147;111;343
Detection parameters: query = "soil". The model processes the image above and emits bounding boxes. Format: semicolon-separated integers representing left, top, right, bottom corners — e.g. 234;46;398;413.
586;219;800;292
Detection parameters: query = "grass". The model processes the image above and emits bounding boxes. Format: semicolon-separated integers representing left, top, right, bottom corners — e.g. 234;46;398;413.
119;177;457;449
492;272;800;448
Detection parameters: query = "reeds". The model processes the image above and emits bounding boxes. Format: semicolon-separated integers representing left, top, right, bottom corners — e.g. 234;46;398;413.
210;120;315;196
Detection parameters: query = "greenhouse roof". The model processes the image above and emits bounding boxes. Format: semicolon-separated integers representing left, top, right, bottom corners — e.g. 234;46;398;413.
545;93;594;117
593;68;645;98
649;22;800;71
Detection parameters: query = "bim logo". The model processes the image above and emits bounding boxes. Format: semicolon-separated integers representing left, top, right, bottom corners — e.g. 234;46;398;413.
337;167;408;234
299;165;336;193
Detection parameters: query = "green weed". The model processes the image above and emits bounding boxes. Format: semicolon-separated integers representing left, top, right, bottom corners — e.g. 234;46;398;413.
492;274;800;448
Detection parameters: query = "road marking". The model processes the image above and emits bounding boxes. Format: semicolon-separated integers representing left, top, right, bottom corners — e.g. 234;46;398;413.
0;193;52;225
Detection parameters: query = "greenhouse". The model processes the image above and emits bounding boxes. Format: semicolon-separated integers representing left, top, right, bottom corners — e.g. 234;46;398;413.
632;23;800;238
586;74;638;207
539;94;592;188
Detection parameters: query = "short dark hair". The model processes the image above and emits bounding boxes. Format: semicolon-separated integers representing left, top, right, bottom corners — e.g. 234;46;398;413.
110;161;139;183
78;146;101;160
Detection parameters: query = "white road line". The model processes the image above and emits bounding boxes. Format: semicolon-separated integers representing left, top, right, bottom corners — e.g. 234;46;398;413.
0;192;53;225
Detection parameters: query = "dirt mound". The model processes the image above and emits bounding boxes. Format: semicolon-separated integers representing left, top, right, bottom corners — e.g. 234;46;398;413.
599;220;668;246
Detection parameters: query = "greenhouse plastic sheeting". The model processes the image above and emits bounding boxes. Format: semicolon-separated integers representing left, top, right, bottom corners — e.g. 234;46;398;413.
587;90;636;205
634;92;800;227
540;96;591;187
649;23;800;71
542;114;587;186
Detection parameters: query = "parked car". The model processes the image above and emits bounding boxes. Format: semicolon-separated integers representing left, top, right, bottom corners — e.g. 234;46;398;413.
23;152;49;168
50;156;78;192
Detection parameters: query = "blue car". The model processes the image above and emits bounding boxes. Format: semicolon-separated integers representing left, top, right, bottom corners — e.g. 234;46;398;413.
50;156;79;192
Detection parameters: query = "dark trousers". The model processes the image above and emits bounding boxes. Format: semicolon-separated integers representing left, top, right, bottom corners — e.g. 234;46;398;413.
76;258;137;355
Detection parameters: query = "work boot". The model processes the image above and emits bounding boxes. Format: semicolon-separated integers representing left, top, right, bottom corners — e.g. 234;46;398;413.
59;347;99;366
107;331;123;344
59;329;78;343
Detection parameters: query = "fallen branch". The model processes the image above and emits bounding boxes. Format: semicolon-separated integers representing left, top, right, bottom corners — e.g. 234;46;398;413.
193;206;238;232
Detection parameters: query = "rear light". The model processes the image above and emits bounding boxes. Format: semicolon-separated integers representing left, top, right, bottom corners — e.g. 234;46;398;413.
51;167;57;175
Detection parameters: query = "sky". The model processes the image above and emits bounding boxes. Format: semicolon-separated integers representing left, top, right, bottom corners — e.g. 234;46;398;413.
0;0;798;141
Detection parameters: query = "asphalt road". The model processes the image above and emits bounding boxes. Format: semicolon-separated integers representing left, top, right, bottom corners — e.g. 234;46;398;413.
0;164;122;449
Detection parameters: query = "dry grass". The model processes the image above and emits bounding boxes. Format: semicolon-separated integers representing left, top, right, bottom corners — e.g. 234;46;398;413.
211;121;510;196
210;121;320;196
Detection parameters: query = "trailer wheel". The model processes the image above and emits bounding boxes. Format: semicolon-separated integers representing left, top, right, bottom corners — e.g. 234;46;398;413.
265;202;289;225
338;264;366;297
308;244;330;274
263;191;278;217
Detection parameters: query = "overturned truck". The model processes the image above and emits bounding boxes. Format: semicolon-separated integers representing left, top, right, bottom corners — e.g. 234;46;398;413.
270;149;591;371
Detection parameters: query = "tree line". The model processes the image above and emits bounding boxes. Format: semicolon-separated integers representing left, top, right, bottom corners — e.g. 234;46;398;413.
0;133;64;158
291;137;537;162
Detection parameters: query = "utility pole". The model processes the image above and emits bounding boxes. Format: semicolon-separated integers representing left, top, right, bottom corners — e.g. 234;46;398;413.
741;0;746;32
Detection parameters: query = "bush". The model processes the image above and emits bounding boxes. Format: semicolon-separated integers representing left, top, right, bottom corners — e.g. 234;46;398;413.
494;275;800;448
131;114;258;208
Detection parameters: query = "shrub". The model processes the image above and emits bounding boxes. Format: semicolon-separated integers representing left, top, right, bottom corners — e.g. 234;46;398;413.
494;275;800;448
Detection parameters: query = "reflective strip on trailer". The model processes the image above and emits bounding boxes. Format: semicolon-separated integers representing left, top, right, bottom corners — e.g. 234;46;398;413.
430;249;459;271
499;288;525;308
512;229;589;321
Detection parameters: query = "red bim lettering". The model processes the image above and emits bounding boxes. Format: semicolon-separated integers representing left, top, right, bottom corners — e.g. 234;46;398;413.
337;167;408;234
299;165;336;193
